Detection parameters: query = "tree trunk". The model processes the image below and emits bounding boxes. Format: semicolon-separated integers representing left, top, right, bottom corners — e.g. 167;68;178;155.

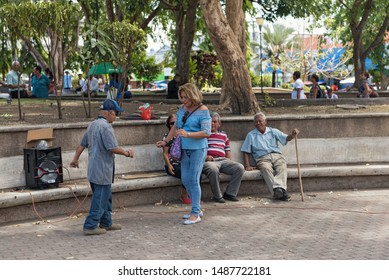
20;36;47;68
225;0;246;55
105;0;115;22
200;0;259;115
175;0;198;85
49;31;64;119
347;0;389;88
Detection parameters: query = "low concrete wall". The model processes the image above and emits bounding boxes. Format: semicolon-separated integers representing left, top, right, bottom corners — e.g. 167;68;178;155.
1;113;389;190
1;136;389;191
2;113;389;158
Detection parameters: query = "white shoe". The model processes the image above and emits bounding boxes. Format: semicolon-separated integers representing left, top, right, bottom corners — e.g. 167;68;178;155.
183;211;203;219
183;215;201;225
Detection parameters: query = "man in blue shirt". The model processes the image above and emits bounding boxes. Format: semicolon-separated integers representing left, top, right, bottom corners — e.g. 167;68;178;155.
70;99;135;235
3;61;29;101
241;113;299;201
31;65;50;98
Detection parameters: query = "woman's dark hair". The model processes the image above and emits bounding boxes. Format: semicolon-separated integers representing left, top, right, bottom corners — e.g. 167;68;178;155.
45;68;53;79
165;113;176;129
362;72;369;79
293;71;301;79
311;74;319;82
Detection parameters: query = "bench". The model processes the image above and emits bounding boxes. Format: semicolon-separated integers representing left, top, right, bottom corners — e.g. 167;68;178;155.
1;137;389;224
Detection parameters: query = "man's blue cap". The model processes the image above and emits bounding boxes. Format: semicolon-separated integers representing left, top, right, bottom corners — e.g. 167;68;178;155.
100;99;124;112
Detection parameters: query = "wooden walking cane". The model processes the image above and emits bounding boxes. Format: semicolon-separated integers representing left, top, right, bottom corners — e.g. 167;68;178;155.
294;135;304;201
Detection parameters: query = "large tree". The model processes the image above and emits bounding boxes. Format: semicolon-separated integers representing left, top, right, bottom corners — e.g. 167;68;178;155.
160;0;199;85
200;0;259;115
326;0;389;86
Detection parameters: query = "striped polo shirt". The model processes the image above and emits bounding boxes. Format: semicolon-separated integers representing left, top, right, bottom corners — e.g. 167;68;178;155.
207;131;230;158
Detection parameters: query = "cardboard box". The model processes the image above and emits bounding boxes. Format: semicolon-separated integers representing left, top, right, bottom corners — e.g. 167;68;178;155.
26;128;55;148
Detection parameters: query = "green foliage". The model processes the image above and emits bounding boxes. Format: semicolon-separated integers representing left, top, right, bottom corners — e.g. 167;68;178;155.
191;51;219;89
250;71;261;87
131;53;162;82
19;45;36;75
281;82;292;89
79;23;118;67
100;20;146;67
0;25;11;76
370;43;389;74
262;74;272;87
0;1;81;39
248;0;329;21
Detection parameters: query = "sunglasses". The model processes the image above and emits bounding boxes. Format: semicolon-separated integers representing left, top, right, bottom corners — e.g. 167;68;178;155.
169;121;175;125
182;111;190;124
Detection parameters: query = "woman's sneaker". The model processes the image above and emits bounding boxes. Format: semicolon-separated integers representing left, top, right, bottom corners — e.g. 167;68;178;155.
183;211;203;219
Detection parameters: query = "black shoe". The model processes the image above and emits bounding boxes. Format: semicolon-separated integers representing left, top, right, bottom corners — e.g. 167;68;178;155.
279;192;291;201
223;193;239;201
273;187;291;201
273;187;284;199
212;196;226;203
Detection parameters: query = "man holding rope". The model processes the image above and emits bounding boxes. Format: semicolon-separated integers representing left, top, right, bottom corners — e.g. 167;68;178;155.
241;113;299;201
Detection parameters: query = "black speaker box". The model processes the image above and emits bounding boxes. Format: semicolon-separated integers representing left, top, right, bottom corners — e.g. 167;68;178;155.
24;147;63;189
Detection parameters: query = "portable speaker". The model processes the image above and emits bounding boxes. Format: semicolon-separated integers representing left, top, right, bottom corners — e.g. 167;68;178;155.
24;147;63;189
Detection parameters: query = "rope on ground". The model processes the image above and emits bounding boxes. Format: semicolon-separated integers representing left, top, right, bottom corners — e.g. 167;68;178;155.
28;183;90;224
120;203;389;216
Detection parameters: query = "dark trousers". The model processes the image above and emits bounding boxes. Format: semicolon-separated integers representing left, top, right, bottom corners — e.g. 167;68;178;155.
10;90;28;98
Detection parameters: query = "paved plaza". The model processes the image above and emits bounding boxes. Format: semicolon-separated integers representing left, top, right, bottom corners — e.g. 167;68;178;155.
1;188;389;260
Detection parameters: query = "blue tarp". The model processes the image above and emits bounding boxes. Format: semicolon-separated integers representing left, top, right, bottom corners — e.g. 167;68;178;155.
262;48;376;74
317;47;375;72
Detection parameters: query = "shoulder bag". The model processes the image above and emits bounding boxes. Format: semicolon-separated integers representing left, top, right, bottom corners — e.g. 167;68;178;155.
169;104;203;161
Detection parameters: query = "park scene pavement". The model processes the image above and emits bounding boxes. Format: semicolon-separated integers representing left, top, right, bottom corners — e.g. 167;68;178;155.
1;188;389;260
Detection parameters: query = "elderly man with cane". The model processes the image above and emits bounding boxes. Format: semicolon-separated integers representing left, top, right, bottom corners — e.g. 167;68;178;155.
241;113;299;201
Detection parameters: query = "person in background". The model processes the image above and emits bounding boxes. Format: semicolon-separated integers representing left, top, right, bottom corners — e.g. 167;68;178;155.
202;112;244;203
167;73;181;99
82;75;99;97
309;74;321;99
156;83;211;225
357;72;370;98
291;71;306;99
3;60;29;101
162;114;191;204
327;87;338;99
241;113;299;202
75;73;85;93
98;75;105;93
30;65;50;98
64;71;72;90
70;99;134;235
45;68;55;95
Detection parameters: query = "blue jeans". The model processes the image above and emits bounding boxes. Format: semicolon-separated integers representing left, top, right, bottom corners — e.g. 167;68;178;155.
84;182;112;230
181;148;207;215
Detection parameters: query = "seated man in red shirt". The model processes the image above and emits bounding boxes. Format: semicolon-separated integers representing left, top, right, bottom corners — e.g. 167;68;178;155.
202;112;245;203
